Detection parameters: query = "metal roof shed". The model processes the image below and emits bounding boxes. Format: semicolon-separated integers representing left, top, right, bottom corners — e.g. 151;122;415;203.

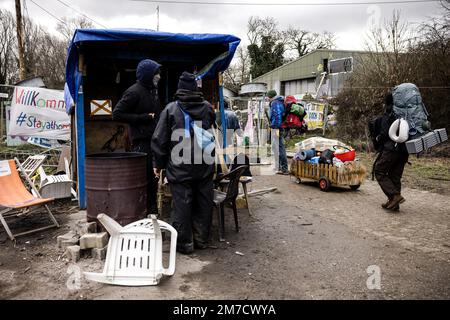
65;29;240;208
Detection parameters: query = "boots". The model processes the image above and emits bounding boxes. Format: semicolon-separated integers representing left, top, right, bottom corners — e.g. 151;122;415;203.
382;196;401;212
381;198;392;209
386;194;405;210
177;242;194;255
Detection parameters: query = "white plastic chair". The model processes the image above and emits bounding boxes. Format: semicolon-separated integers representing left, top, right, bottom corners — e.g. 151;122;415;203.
84;214;177;286
18;155;46;178
37;158;73;199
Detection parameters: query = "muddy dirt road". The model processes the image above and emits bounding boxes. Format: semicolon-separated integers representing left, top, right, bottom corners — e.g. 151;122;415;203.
1;175;449;299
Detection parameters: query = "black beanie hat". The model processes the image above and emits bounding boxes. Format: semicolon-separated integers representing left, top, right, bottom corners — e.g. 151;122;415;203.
178;71;198;91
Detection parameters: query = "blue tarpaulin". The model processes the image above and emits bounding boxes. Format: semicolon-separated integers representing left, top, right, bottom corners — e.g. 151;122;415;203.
65;28;240;113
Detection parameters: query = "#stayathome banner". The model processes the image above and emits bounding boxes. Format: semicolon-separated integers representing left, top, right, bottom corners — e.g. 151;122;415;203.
8;86;71;140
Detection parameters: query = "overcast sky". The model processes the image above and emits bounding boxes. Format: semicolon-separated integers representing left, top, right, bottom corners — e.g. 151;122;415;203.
0;0;445;50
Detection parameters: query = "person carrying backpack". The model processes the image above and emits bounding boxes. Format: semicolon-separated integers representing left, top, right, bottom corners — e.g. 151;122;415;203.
151;71;215;254
267;90;289;175
374;92;409;211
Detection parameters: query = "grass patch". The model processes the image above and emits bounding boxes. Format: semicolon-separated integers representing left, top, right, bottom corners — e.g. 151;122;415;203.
357;151;450;195
0;141;43;153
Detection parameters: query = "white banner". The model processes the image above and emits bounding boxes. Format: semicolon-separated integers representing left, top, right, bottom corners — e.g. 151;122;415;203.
8;86;71;140
5;105;28;146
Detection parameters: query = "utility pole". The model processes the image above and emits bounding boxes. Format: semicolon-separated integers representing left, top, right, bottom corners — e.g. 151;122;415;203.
156;5;159;31
15;0;26;81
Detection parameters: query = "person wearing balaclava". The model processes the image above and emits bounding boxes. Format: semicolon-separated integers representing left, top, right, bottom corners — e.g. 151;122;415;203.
113;59;162;215
151;71;215;254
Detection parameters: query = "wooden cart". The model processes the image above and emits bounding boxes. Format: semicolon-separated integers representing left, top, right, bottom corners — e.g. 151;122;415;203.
290;159;367;192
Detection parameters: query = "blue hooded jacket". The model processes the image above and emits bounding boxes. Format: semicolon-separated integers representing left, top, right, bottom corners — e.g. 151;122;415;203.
270;95;285;129
136;59;161;88
112;59;162;142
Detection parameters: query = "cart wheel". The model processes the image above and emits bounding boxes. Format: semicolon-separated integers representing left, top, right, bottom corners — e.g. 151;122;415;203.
350;184;360;190
319;177;331;192
295;178;301;184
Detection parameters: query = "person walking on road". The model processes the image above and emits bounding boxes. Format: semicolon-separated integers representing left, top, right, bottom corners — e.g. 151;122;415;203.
374;92;409;211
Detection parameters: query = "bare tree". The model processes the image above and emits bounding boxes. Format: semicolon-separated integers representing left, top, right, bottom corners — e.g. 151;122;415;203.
413;1;450;132
440;0;450;13
315;31;336;50
247;16;261;46
57;16;94;44
0;9;68;88
334;11;419;142
361;10;417;87
224;47;251;92
0;9;16;85
284;27;336;58
12;16;67;88
247;16;280;46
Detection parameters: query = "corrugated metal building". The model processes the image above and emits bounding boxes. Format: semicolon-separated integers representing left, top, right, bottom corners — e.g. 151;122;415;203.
253;49;370;98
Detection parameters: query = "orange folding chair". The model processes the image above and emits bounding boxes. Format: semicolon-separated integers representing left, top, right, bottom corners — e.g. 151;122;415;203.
0;159;59;241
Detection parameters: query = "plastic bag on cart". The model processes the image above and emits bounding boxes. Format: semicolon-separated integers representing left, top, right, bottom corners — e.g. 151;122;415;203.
296;137;350;153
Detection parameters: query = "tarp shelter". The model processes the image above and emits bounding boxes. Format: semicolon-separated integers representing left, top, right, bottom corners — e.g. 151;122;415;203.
65;28;240;208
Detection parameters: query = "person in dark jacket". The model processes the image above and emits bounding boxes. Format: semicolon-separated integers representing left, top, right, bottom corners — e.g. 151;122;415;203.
152;72;215;254
112;59;162;215
268;89;288;174
374;92;409;211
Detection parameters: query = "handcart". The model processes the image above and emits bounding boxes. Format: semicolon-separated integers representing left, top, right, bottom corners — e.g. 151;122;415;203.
290;159;366;192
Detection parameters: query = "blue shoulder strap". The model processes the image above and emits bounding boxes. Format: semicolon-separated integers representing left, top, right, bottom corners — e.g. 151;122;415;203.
177;101;191;138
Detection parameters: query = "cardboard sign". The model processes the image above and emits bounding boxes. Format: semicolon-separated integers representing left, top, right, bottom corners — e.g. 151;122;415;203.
90;100;112;116
304;103;325;130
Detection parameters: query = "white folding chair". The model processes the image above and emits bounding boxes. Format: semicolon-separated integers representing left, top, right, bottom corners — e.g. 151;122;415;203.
36;158;74;199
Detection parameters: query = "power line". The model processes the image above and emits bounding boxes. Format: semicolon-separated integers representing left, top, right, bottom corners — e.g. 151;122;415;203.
133;0;439;6
28;0;67;25
55;0;108;28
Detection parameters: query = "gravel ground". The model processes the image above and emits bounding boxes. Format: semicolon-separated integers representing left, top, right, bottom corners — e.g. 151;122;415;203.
1;174;449;300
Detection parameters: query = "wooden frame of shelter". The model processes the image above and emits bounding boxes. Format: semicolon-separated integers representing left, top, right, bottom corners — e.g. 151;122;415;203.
65;29;241;209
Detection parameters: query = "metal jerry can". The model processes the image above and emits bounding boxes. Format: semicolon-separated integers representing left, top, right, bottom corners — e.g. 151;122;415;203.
84;214;177;286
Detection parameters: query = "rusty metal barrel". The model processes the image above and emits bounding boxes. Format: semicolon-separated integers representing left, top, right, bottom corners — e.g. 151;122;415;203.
85;152;147;226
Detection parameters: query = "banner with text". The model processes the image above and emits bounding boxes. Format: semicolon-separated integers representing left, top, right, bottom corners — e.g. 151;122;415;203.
8;86;71;140
304;103;325;130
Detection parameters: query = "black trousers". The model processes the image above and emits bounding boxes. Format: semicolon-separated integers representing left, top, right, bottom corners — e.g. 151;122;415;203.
132;140;158;214
375;150;409;199
170;177;213;249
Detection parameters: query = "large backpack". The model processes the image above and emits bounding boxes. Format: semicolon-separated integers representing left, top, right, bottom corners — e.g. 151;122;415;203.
392;83;429;137
290;104;305;118
282;113;303;128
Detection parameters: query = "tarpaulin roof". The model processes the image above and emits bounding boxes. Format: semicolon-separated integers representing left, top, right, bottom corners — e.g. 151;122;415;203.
65;28;241;113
